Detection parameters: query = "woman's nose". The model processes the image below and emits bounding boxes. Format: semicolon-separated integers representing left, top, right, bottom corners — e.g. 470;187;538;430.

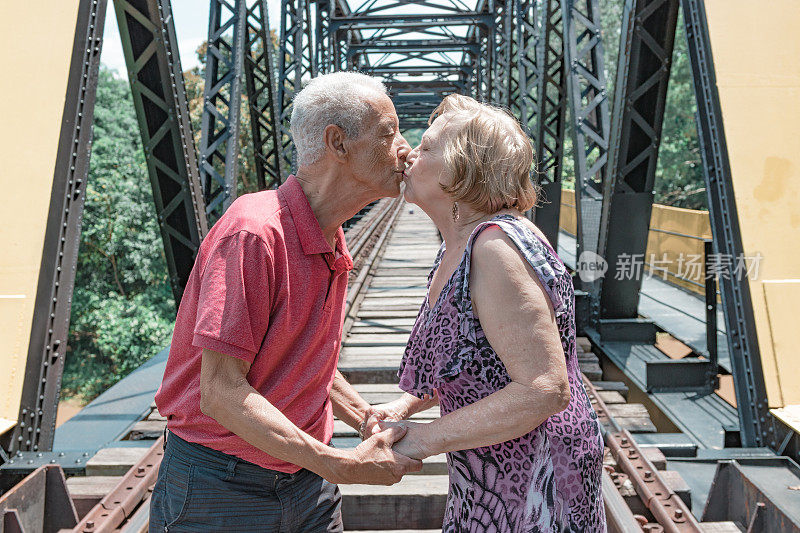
406;146;418;164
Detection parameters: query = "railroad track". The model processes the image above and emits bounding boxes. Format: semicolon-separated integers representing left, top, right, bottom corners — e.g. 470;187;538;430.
6;201;745;532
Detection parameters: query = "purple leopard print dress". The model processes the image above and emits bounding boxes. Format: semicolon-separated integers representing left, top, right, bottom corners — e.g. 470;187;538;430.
398;214;605;532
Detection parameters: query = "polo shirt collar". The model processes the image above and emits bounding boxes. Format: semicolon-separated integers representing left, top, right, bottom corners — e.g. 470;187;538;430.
279;175;353;271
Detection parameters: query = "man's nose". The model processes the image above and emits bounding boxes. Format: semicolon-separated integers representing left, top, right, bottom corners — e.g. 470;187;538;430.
396;135;412;161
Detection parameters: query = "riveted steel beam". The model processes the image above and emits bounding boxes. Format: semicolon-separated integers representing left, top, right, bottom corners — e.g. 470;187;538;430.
561;0;612;301
598;0;679;319
277;0;316;171
681;0;773;449
531;0;567;248
244;0;284;189
113;0;208;303
199;0;247;224
7;0;108;455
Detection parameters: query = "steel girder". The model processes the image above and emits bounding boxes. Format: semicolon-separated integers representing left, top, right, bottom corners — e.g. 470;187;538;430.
512;0;539;131
531;0;567;248
199;0;247;223
681;0;775;448
492;0;514;109
6;0;108;455
561;0;612;296
279;0;493;133
198;0;284;225
113;0;208;303
244;0;284;190
277;0;317;171
598;0;679;319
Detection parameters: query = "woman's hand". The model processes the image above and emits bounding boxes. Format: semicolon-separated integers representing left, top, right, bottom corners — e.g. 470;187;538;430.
378;420;432;460
361;391;438;440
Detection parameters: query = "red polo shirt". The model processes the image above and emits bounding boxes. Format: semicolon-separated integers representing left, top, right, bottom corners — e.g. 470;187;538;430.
154;175;353;473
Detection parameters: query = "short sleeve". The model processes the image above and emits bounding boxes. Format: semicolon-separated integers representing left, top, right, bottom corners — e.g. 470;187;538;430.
193;231;273;363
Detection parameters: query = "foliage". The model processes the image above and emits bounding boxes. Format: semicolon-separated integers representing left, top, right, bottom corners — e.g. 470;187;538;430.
63;67;175;401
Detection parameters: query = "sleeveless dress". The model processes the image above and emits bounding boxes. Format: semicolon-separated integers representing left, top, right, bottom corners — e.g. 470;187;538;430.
398;214;605;532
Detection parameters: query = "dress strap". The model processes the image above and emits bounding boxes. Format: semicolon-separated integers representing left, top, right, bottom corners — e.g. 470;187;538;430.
460;214;568;318
427;242;446;288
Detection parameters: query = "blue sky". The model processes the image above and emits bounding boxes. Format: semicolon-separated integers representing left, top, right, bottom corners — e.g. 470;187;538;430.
101;0;281;75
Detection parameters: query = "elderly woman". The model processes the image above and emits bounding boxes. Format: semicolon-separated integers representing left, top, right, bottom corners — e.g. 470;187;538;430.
366;94;605;531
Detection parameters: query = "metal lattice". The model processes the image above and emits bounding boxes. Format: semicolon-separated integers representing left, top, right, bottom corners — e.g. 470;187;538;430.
598;0;680;318
198;0;247;223
531;0;567;247
114;0;209;304
244;0;284;190
561;0;611;281
277;0;316;170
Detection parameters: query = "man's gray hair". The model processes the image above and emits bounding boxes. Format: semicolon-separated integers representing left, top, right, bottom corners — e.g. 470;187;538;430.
290;72;388;167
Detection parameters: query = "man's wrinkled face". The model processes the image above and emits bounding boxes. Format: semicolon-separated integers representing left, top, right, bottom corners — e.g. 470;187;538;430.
347;94;411;198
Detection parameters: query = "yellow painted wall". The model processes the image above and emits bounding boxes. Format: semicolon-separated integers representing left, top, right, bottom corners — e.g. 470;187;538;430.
646;205;711;294
559;188;577;236
557;0;800;410
705;0;800;408
0;3;81;431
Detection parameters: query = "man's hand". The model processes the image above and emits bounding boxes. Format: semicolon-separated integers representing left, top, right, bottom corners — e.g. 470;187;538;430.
330;425;422;485
379;420;431;460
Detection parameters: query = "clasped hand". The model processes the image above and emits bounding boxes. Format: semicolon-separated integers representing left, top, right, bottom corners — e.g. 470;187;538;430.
361;395;436;461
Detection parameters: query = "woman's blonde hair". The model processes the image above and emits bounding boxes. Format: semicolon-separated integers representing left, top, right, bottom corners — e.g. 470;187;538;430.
430;94;538;213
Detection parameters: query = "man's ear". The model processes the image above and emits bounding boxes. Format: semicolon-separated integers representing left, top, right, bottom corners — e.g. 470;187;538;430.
323;124;348;163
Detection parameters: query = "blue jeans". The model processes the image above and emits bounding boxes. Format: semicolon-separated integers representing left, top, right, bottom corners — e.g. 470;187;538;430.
149;431;343;532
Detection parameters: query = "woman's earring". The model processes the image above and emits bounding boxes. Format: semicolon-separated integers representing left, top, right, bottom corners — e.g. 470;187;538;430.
452;202;460;222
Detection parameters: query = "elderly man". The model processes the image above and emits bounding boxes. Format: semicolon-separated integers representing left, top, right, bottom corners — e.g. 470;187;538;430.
149;72;417;532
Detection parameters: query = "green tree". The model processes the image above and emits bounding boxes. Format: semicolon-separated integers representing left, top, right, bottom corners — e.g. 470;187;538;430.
63;67;175;401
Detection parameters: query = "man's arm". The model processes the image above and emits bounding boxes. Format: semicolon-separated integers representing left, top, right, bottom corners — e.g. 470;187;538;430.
329;369;371;432
199;348;422;484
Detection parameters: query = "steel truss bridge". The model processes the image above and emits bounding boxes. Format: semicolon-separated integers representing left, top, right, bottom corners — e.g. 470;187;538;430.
1;0;799;531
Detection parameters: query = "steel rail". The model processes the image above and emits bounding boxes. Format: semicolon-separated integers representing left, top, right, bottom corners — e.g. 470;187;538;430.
69;436;164;533
583;377;703;533
343;198;406;337
603;468;646;533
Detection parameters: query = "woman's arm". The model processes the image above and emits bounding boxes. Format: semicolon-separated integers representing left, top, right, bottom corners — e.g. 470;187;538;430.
391;226;570;459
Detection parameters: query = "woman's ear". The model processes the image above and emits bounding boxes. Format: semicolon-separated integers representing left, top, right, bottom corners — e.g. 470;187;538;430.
323;124;348;162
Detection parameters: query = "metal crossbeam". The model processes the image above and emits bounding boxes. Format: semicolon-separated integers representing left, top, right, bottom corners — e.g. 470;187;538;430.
561;0;611;301
598;0;680;319
199;0;247;223
114;0;208;302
